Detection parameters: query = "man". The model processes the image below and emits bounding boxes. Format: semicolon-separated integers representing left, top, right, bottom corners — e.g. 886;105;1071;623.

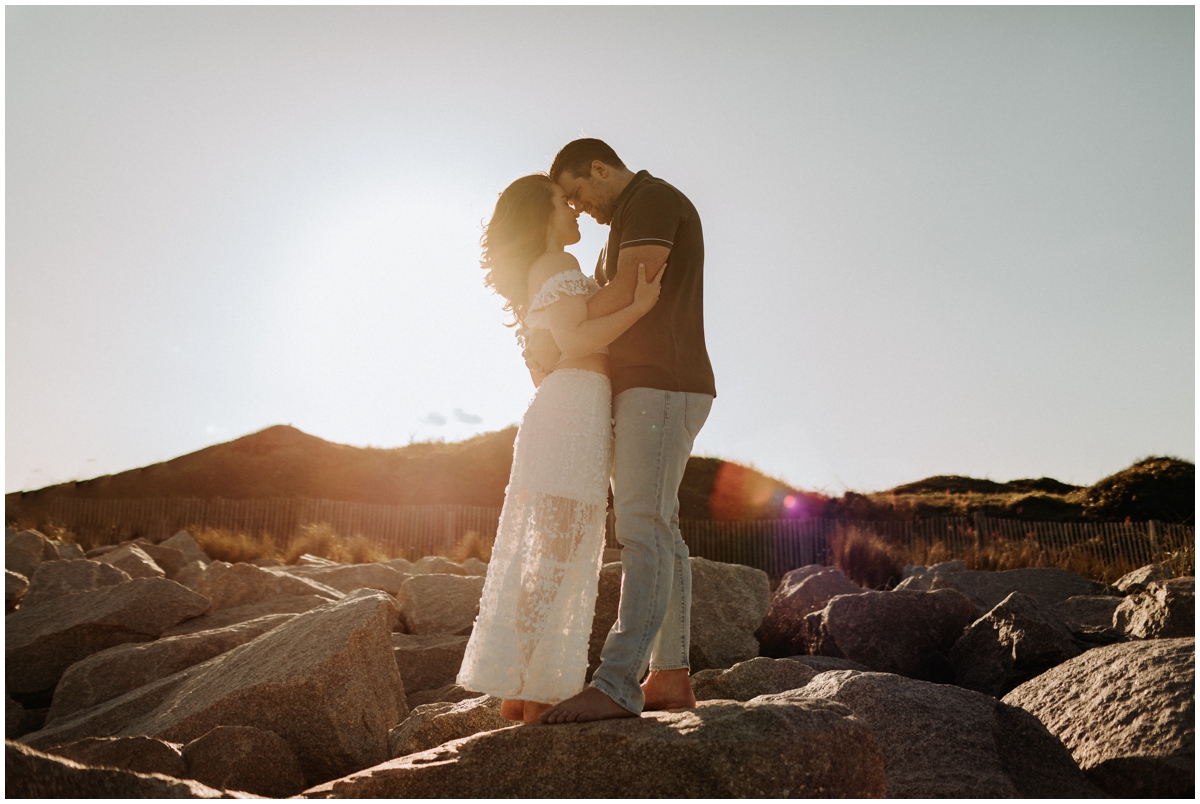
535;139;716;723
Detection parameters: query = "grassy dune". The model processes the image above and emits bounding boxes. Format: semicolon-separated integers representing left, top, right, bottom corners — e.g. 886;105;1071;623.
7;425;1192;530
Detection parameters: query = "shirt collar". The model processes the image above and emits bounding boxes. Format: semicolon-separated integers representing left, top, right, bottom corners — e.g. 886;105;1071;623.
612;170;651;219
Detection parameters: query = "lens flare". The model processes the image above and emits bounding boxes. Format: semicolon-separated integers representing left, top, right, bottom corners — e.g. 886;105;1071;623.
784;495;798;509
710;461;780;519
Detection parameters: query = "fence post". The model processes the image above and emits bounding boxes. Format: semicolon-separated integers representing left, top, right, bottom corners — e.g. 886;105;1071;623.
972;512;986;551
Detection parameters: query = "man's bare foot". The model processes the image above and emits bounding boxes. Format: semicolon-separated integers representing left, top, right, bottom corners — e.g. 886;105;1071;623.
540;687;636;724
500;698;524;721
522;701;551;723
641;669;697;711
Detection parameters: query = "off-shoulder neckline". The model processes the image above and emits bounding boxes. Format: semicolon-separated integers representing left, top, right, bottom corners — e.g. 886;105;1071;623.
534;267;585;286
532;268;589;296
527;269;594;315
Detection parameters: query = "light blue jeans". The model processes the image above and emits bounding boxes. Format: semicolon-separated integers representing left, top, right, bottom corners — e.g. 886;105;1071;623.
589;387;713;714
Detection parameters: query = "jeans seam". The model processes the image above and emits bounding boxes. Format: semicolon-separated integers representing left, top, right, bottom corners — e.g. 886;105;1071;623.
676;558;686;659
631;391;671;670
674;399;688;665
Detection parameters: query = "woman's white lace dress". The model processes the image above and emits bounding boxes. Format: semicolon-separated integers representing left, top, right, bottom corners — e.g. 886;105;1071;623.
457;269;613;703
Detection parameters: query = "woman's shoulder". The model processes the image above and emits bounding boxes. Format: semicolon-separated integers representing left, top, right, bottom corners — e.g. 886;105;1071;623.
527;251;583;294
527;253;598;313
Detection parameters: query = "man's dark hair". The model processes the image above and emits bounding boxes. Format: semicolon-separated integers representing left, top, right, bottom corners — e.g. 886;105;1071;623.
549;138;626;182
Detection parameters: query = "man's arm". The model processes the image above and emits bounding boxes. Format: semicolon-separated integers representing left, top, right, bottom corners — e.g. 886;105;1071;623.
523;327;560;386
586;244;670;319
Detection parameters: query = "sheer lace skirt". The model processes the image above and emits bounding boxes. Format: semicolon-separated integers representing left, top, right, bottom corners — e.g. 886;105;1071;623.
457;369;613;703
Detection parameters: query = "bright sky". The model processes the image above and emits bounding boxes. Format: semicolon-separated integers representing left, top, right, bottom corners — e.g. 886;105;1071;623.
6;6;1195;496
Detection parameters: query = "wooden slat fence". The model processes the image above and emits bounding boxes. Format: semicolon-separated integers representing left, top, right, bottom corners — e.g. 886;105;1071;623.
969;514;1194;571
46;497;1193;579
671;516;1015;578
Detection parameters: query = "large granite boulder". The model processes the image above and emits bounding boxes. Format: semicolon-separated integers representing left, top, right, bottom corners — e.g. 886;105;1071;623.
294;553;338;567
6;693;47;740
404;684;484;708
21;559;131;609
410;556;473;576
52;541;87;561
766;669;1102;797
161;595;330;637
586;562;624;680
310;697;886;798
758;565;862;658
891;574;932;591
391;633;469;694
6;692;20;735
382;558;413;574
1003;636;1194;797
929;568;1103;612
783;655;869;673
138;543;188;579
6;569;29;612
950;592;1080;697
85;542;124;559
250;557;285;568
1044;595;1126;647
6;529;51;579
21;590;407;787
388;695;511;758
896;560;968;590
44;735;187;778
1047;595;1125;630
6;740;225;798
799;588;979;682
279;563;408;596
98;544;166;580
691;656;817;702
1113;577;1194;639
6;578;211;694
48;614;296;723
160;531;211;567
459;558;489;576
1115;562;1174;594
689;558;771;671
173;560;208;590
182;725;306;797
395;574;485;635
897;564;969;595
196;562;342;611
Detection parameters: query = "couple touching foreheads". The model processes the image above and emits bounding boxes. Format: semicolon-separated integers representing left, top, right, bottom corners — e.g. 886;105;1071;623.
456;138;716;724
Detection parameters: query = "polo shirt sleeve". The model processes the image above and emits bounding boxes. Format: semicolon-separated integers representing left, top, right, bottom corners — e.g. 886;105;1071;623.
618;184;684;251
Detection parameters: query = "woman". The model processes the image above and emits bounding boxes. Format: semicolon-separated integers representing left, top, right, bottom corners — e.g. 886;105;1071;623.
456;174;662;723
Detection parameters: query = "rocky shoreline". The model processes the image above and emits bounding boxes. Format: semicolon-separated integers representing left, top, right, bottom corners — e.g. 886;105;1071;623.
5;527;1194;797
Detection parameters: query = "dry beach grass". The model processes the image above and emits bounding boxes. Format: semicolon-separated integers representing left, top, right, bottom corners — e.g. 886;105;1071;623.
190;523;389;565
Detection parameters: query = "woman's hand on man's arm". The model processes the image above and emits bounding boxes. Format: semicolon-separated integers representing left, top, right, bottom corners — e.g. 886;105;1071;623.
585;244;670;319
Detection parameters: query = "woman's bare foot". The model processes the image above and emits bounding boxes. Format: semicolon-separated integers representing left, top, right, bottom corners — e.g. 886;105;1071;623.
641;669;697;711
500;698;525;721
522;701;552;723
540;687;636;724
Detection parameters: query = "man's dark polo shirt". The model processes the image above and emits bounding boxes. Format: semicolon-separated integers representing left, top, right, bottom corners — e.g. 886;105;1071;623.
595;170;717;398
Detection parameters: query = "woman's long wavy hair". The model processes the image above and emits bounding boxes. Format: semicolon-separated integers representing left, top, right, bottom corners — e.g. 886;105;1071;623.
481;174;555;327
